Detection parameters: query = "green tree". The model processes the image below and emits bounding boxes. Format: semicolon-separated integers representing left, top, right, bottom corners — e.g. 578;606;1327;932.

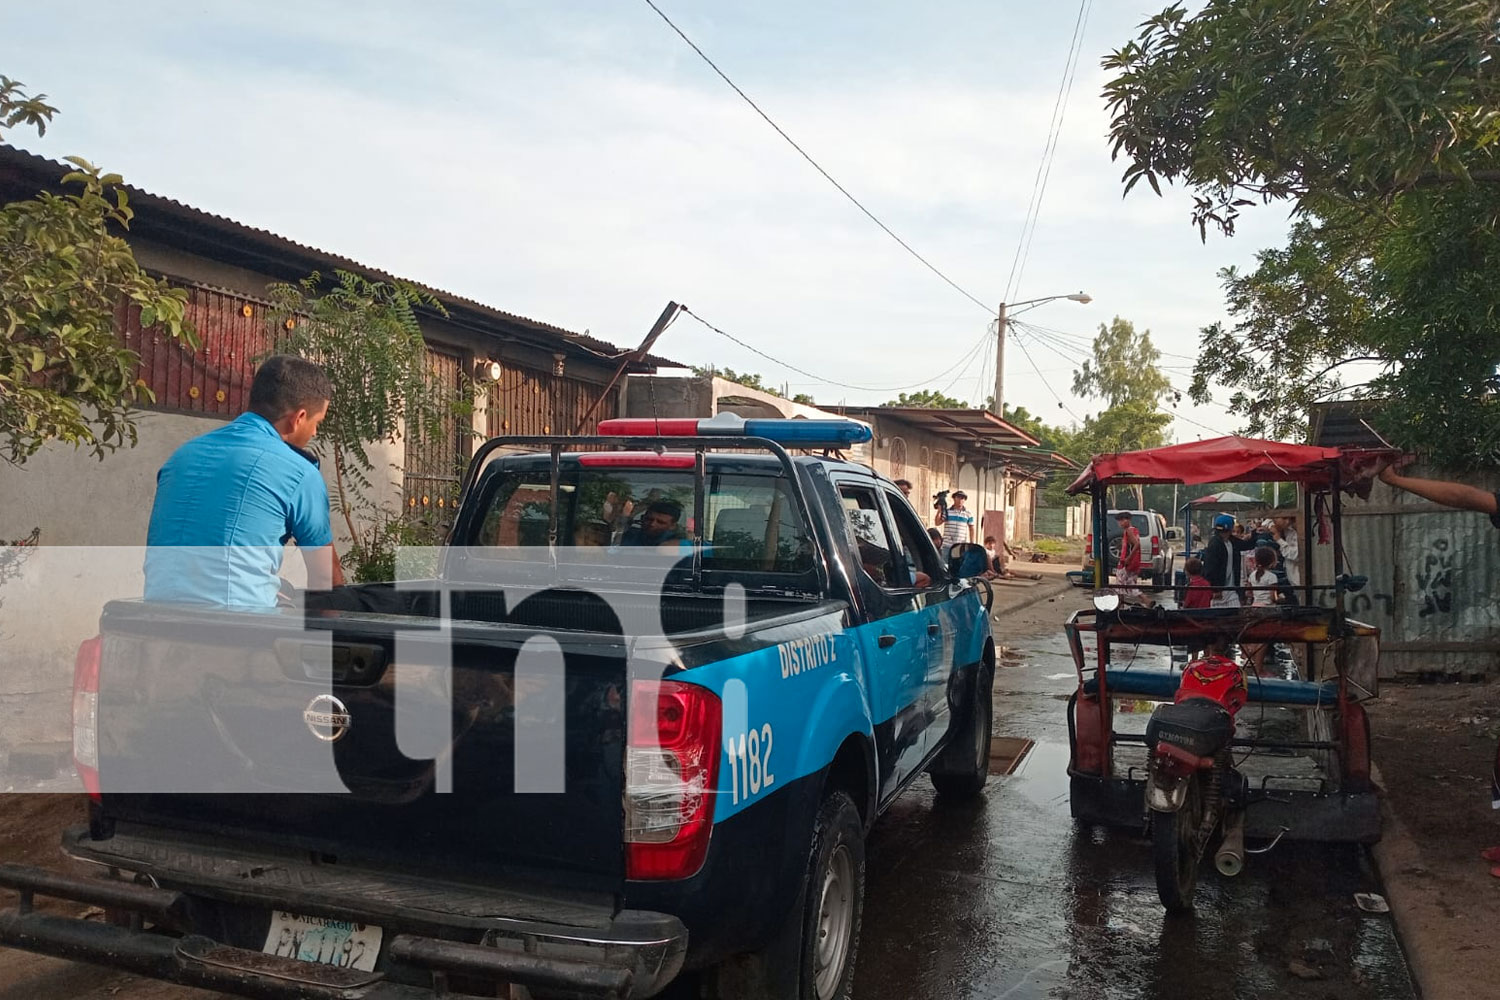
1103;0;1500;239
267;270;474;548
1070;318;1174;507
1103;1;1500;467
1195;196;1500;465
882;389;967;408
1;74;196;464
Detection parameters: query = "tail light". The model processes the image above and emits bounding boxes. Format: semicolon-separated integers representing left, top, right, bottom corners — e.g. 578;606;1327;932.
625;679;721;880
1152;536;1161;557
1084;532;1093;557
73;636;101;801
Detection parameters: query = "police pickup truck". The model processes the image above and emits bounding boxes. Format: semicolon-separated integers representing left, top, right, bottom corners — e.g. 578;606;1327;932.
0;417;996;1000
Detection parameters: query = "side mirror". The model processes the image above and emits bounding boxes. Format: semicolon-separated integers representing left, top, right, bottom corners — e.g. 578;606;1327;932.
1092;591;1121;613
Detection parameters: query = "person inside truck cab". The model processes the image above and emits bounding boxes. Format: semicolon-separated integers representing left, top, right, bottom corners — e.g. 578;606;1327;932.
622;500;685;546
144;355;344;607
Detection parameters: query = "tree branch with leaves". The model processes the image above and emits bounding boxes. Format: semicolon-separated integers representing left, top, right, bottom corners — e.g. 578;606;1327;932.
0;73;196;465
266;270;476;552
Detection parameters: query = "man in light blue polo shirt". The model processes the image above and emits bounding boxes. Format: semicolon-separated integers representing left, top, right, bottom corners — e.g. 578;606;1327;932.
144;355;343;608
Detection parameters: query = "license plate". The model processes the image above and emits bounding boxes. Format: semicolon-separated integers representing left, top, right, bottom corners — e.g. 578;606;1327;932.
262;911;382;972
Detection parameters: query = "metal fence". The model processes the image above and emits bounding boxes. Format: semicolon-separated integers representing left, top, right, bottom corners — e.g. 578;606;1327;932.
1309;468;1500;679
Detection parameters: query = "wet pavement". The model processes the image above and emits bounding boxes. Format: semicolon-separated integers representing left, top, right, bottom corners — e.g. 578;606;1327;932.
851;612;1417;1000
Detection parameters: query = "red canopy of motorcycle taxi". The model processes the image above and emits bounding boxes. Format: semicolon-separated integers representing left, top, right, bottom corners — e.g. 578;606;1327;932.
1066;436;1397;494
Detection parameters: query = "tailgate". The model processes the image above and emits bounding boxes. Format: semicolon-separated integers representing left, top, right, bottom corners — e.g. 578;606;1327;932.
93;599;628;892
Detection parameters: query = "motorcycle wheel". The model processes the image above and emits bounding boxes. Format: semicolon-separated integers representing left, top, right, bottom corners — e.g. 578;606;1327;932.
1151;771;1206;913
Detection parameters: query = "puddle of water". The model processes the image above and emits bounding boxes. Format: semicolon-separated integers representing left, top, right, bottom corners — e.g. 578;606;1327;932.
989;737;1035;775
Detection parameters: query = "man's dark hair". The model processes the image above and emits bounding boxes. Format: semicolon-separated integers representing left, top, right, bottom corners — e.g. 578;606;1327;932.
249;356;332;421
645;499;682;522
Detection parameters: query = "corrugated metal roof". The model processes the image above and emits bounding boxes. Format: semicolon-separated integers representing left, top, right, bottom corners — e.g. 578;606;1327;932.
837;406;1041;450
1309;400;1389;449
0;144;684;370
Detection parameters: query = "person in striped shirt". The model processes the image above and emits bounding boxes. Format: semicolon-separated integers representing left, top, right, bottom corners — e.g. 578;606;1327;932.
939;489;975;555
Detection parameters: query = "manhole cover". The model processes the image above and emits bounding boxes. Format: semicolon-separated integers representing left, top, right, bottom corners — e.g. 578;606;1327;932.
989;736;1035;775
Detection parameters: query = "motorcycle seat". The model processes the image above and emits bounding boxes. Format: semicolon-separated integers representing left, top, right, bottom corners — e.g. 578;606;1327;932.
1146;697;1234;758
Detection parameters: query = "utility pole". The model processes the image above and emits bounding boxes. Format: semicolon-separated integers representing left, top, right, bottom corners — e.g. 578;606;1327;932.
991;302;1007;418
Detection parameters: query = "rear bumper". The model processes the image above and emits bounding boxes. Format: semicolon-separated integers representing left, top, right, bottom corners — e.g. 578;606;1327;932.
0;831;689;999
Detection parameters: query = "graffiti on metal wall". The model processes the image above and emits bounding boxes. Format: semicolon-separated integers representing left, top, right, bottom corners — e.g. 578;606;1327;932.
1415;533;1455;617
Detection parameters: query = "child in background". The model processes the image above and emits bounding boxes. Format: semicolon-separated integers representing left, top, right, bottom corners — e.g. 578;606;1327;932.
1181;556;1213;610
1241;545;1281;675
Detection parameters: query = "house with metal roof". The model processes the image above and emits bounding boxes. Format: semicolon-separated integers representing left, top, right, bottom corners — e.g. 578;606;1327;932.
0;144;682;548
835;406;1078;545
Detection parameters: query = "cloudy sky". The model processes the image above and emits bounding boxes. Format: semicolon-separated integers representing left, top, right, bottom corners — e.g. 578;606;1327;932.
8;0;1292;438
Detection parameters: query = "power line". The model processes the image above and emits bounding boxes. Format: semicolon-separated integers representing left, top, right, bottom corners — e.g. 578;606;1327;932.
1021;320;1202;363
681;306;991;393
1010;332;1084;423
640;0;996;317
1003;0;1093;303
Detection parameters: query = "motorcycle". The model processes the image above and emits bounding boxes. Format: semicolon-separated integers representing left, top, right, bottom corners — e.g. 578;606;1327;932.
1143;638;1250;912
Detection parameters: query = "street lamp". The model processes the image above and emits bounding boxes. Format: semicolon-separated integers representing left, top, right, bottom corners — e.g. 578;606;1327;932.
992;291;1091;417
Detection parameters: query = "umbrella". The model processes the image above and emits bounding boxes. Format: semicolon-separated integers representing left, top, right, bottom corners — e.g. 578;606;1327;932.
1188;490;1261;506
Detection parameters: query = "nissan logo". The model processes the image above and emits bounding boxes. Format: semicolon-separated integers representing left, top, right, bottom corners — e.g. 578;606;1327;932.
303;694;352;743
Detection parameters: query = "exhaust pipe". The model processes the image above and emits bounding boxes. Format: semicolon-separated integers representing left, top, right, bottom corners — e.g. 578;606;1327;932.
1215;813;1245;876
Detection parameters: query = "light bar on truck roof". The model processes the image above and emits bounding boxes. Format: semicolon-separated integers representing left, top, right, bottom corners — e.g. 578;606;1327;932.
597;413;872;447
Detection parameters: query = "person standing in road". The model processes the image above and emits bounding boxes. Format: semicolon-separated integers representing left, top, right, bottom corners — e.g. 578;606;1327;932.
939;489;976;555
1272;515;1301;589
1201;513;1256;608
145;355;343;608
1114;511;1143;597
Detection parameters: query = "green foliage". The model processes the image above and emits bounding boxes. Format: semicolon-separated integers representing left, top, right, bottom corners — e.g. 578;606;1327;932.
693;366;815;405
1067;318;1175;508
267;270;476;541
1072;317;1173;409
1191;170;1500;467
0;74;196;464
881;389;967;408
1104;0;1500;239
343;502;447;583
1105;2;1500;468
1071;317;1173;454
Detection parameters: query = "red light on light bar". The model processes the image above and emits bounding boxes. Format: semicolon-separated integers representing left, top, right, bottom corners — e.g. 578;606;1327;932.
598;419;702;436
577;452;697;468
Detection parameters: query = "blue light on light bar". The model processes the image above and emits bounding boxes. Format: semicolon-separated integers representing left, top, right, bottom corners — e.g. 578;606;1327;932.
742;419;872;445
597;413;871;446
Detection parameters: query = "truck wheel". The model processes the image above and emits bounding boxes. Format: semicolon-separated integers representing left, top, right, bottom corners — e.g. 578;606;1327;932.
930;667;993;799
800;791;865;1000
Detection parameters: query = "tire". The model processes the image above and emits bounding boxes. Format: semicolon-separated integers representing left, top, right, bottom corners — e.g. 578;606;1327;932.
930;668;993;799
1152;772;1206;913
799;791;865;1000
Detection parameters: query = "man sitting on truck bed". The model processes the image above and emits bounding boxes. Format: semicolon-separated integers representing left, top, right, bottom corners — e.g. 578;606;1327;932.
143;355;344;608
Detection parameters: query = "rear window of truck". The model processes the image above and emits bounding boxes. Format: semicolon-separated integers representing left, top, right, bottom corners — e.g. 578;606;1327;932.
474;468;816;574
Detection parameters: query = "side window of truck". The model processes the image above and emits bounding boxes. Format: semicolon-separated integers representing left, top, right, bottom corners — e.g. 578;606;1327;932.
882;488;943;586
838;485;903;589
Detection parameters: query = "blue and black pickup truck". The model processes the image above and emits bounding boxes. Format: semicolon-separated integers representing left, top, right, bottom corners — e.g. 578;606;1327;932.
0;417;997;1000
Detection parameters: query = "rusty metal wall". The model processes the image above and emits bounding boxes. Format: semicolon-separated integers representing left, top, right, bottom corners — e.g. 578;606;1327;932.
487;361;616;439
1309;469;1500;679
122;284;272;417
404;347;468;516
